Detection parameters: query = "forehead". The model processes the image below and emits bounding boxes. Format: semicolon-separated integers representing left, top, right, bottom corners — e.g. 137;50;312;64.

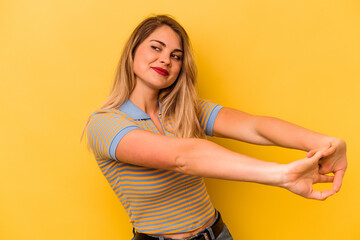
145;25;182;50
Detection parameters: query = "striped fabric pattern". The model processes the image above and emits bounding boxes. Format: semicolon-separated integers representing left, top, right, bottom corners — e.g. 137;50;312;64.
87;99;223;234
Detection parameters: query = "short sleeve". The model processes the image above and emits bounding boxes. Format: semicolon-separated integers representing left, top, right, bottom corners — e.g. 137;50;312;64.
87;110;141;160
198;99;223;136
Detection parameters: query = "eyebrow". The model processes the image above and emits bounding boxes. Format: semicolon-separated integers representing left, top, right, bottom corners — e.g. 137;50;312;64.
150;40;183;53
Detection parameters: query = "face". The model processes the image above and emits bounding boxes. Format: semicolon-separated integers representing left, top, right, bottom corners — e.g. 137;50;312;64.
133;25;183;91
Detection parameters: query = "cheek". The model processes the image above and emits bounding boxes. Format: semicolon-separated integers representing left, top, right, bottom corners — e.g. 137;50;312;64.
133;62;143;79
173;63;182;76
133;47;153;72
169;66;182;85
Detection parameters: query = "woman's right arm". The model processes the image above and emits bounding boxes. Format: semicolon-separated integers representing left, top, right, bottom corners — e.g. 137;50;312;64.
116;129;336;200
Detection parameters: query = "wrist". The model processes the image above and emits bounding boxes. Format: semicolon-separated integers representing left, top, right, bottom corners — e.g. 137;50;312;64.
305;135;337;151
261;162;288;187
274;163;290;188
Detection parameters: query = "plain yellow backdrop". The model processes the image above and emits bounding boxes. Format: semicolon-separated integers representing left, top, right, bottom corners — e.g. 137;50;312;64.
1;0;359;239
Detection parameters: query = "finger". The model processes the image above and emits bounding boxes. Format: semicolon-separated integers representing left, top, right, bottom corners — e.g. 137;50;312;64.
306;150;316;158
315;174;334;183
333;170;345;192
307;189;336;201
309;150;326;162
307;143;332;158
307;145;329;159
323;145;336;157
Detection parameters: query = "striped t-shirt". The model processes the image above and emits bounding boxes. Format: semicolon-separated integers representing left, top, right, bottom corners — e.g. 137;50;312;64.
87;99;223;234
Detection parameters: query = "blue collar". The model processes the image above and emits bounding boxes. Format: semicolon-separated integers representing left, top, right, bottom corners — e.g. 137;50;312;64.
119;99;161;120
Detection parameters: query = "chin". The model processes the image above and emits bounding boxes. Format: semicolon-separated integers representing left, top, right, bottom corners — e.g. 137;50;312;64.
152;79;177;90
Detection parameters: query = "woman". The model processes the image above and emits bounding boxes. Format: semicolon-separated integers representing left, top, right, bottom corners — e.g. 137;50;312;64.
85;15;347;240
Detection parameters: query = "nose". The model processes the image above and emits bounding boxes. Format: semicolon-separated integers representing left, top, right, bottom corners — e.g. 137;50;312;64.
159;53;171;65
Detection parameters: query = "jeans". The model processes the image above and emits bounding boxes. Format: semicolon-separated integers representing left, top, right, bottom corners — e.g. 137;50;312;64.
216;224;233;240
131;223;233;240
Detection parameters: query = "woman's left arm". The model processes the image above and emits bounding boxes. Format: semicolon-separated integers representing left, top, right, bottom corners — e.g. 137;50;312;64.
213;107;347;192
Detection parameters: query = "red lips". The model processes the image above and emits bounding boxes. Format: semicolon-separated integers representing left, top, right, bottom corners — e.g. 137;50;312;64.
151;67;169;76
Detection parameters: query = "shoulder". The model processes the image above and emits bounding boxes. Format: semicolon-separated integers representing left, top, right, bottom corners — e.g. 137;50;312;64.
198;99;222;110
197;99;223;117
87;108;141;160
87;108;139;137
89;108;134;123
197;99;224;136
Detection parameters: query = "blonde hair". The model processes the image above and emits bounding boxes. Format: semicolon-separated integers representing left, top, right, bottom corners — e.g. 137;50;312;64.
83;14;204;140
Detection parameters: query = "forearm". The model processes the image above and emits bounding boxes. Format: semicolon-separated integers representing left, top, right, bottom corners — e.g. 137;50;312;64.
254;116;335;151
117;130;342;200
176;138;284;186
118;130;282;185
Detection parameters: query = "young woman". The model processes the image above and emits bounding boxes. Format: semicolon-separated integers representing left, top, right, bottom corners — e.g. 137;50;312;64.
85;15;347;240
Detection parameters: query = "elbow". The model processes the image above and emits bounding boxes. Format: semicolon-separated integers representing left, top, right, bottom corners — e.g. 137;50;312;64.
252;116;277;145
172;138;202;175
174;153;188;174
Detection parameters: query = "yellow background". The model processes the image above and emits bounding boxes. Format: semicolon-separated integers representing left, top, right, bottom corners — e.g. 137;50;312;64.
1;0;359;239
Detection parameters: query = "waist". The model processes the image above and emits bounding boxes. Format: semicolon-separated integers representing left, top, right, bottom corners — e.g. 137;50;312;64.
134;210;224;240
154;211;216;239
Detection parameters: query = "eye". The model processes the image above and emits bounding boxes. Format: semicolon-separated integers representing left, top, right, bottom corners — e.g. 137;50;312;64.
171;54;182;61
151;45;161;51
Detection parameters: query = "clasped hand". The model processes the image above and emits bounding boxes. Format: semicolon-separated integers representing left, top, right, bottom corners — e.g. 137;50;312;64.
282;138;347;200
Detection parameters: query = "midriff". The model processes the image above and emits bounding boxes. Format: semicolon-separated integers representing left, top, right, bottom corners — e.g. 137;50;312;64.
150;212;217;239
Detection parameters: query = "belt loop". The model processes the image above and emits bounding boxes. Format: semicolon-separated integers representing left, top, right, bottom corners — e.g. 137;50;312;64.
132;228;136;239
206;227;215;240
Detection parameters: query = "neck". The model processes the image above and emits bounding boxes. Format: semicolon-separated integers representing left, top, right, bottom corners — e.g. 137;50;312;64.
129;83;160;116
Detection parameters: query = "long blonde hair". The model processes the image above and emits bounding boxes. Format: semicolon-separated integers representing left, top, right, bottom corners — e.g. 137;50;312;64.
83;14;204;140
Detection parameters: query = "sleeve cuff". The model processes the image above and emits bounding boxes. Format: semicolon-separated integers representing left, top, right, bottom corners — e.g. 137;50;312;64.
109;125;140;160
205;105;223;136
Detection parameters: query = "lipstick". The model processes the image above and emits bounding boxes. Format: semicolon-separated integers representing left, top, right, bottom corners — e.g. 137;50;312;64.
151;67;169;76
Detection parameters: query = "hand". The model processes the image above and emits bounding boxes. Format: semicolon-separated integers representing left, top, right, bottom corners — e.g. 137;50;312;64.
281;148;336;200
306;137;347;193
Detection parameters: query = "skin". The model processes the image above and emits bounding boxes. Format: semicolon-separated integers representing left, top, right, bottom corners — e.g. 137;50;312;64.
130;25;183;134
118;25;348;238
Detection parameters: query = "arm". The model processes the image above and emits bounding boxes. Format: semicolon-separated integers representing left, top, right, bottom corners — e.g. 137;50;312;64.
116;129;335;200
213;107;332;150
212;107;347;192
